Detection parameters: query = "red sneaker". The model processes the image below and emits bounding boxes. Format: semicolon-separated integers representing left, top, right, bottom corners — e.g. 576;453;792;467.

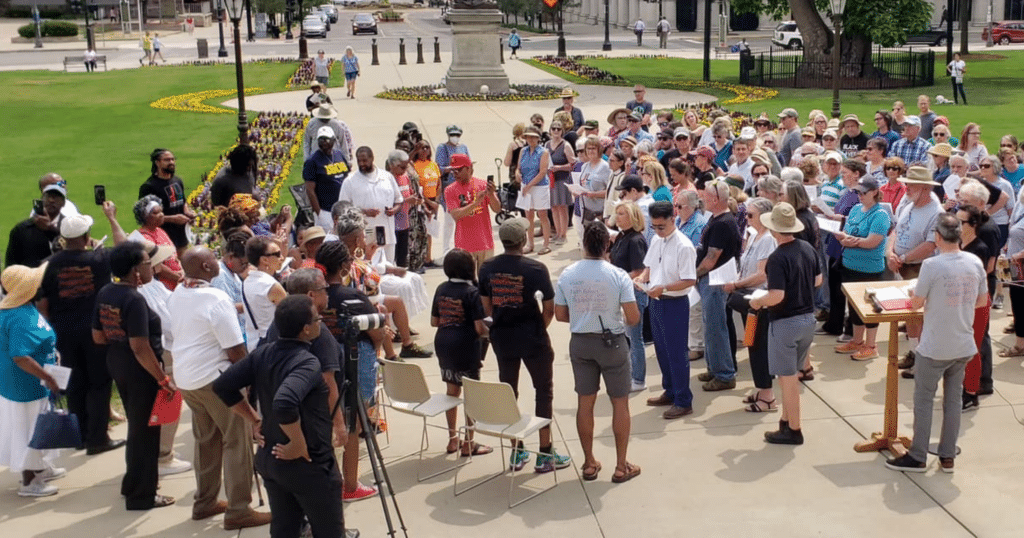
342;483;377;503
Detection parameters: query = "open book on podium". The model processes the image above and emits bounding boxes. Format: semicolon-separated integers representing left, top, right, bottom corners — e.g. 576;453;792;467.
864;280;917;311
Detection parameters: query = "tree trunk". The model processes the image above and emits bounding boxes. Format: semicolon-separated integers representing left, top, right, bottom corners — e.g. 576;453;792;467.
841;33;876;78
788;0;833;77
958;0;969;54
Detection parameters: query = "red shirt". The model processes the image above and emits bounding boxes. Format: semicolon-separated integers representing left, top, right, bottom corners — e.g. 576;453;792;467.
444;177;494;253
880;181;906;209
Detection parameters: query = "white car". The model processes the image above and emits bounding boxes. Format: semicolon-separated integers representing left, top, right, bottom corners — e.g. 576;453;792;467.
303;15;328;37
319;4;339;22
772;21;802;49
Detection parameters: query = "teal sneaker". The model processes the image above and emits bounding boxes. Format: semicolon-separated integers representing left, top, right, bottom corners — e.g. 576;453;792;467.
509;447;530;471
534;451;571;474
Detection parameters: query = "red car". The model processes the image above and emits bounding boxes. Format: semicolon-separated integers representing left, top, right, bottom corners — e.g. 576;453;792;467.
982;21;1024;44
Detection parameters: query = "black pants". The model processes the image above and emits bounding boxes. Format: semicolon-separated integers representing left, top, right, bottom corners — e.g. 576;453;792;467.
491;339;554;419
729;292;772;389
951;78;967;104
263;460;344;538
823;255;846;334
840;265;883;328
59;331;112;448
108;353;161;510
1010;285;1024;338
394;228;410;268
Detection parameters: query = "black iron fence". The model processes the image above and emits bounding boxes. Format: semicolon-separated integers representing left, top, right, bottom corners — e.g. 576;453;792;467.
741;46;935;90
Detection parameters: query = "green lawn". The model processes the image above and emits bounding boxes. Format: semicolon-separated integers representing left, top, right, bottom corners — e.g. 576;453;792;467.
548;52;1024;149
0;62;296;258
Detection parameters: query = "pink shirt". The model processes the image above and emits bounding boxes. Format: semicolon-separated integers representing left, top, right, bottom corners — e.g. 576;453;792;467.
444;177;494;253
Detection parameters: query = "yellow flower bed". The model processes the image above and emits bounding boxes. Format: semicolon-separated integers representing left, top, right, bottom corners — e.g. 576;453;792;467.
665;80;778;105
150;87;263;114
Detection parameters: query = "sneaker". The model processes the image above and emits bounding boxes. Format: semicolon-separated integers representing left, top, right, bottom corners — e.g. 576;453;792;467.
509;446;530;471
158;457;192;476
851;346;879;361
939;457;955;474
901;368;915;379
697;372;715;382
962;390;979;412
702;377;736;391
978;384;994;396
814;326;832;335
342;483;378;503
835;341;864;354
688;349;704;361
993;294;1004;310
815;309;830;322
836;333;853;343
884;453;927;473
399;343;433;359
898;351;916;369
18;477;58;497
534;451;571;473
38;466;66;482
629;380;647;393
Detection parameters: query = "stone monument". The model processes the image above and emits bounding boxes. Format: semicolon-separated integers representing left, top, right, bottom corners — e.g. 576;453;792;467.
445;3;510;94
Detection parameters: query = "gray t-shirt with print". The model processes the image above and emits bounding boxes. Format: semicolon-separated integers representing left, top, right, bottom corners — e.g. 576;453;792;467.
914;251;987;360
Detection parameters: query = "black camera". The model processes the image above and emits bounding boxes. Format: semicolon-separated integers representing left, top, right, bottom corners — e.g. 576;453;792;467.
598;316;619;349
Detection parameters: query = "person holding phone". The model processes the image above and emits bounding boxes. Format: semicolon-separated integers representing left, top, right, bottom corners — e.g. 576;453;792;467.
6;180;65;268
444;154;500;268
338;147;404;263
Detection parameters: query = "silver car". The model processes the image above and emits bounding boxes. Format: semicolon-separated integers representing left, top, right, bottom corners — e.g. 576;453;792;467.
303;15;328;38
320;4;339;23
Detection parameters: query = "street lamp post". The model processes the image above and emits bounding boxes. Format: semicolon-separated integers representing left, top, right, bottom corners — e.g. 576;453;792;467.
216;0;228;57
33;5;43;49
556;0;566;58
602;0;611;51
224;0;249;144
245;0;255;41
829;0;847;118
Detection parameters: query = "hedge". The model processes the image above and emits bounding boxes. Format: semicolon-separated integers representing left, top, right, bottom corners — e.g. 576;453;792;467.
17;21;79;38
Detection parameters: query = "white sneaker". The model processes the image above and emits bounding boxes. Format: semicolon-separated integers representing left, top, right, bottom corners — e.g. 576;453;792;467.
836;334;853;343
158;457;193;476
38;467;66;482
630;381;647;393
18;477;58;497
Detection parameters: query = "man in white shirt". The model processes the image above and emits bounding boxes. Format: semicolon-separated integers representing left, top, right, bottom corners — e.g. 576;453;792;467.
656;17;670;49
633;18;645;46
634;201;697;419
338;146;404;262
728;134;755;192
168;247;270;530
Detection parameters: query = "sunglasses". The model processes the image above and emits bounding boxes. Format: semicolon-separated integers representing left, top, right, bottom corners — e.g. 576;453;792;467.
263;250;283;258
885;166;901;171
935;132;949;136
980;164;993;168
550;128;562;132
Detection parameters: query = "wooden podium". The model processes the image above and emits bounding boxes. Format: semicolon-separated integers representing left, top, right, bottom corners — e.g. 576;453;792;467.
841;281;922;456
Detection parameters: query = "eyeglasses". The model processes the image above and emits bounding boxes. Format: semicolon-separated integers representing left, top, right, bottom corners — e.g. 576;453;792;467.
1001;143;1016;148
979;164;993;168
550;128;562;132
968;131;981;136
263;250;283;258
885;166;901;171
752;172;768;178
763;141;776;146
815;119;827;124
934;132;949;137
674;204;685;209
658;122;669;127
634;90;644;94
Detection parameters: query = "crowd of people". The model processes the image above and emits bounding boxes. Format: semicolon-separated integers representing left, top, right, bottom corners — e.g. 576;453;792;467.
3;84;1024;535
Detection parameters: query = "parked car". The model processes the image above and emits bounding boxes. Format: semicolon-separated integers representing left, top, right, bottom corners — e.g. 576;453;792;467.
319;4;339;23
309;7;331;30
339;0;374;6
982;21;1024;44
303;15;328;37
352;13;378;35
772;21;802;49
906;26;949;46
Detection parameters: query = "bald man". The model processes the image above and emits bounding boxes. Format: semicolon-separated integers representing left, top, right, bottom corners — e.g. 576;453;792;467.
168;247;271;530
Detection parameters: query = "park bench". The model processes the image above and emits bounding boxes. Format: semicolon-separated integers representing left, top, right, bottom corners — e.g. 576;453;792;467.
63;55;107;72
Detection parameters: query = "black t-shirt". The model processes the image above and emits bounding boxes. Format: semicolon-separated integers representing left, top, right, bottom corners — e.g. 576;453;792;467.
609;229;647;274
795;208;821;250
139;175;188;249
324;284;377;347
431;280;485;343
697;212;741;270
210;165;256;208
302;150;350;211
41;248;111;335
478;254;554;355
266;321;340;374
765;239;820;321
839;133;869;158
93;283;163;367
5;218;58;269
977;219;1000;295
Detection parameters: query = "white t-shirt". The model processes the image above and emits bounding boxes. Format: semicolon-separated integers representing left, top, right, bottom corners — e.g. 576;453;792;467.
728;158;754;192
338;167;403;246
948;60;965;81
242;270;279;351
642;229;697;297
138;278;173;350
737;231;777;288
554;259;635;334
167;285;245;390
915;251;986;361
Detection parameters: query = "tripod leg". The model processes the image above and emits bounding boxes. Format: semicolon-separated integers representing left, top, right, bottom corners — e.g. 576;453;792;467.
357;396;408;537
355;395;399;537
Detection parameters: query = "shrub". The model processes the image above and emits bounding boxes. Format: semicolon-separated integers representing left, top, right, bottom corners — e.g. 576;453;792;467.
43;21;79;37
17;23;36;39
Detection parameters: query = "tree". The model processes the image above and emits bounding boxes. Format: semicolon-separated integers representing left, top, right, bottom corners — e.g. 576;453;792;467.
255;0;287;15
731;0;932;78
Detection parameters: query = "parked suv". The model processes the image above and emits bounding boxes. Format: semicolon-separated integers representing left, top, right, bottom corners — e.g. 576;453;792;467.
982;21;1024;44
772;21;802;49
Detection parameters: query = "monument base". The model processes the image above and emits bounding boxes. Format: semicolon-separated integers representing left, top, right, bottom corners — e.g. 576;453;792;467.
446;9;510;95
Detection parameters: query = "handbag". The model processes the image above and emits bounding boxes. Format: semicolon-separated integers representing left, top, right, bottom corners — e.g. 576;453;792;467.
149;389;183;427
28;395;82;450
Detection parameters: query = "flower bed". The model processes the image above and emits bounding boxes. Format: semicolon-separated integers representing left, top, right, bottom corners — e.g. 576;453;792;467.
376;84;564;101
150;87;263;114
186;111;307;247
286;58;336;89
532;55;626;84
665;80;778;105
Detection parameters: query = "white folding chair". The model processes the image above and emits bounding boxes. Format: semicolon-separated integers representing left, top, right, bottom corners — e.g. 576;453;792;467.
380;360;467;481
454;377;557;508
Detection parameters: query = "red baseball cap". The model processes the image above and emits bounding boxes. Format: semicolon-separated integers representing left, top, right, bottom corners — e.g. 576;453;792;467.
450;154;472;169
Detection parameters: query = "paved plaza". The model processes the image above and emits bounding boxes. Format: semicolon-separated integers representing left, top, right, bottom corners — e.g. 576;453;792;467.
3;15;1024;538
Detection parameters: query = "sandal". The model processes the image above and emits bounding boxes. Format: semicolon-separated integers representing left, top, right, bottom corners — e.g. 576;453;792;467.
742;393;758;405
446;439;461;454
745;398;778;413
798;366;814;381
537;247;552;255
460;443;493;457
581;462;602;481
998;345;1024;358
153;494;175;508
611;462;641;483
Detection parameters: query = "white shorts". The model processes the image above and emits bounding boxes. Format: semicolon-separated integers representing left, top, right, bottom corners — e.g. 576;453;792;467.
515;184;551;211
316;209;335;232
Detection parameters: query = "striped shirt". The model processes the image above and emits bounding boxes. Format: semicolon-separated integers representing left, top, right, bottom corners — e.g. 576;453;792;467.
819;175;845;209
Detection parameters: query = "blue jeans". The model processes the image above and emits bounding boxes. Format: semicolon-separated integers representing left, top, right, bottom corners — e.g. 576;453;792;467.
627;288;649;384
698;276;735;381
648;295;691;407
